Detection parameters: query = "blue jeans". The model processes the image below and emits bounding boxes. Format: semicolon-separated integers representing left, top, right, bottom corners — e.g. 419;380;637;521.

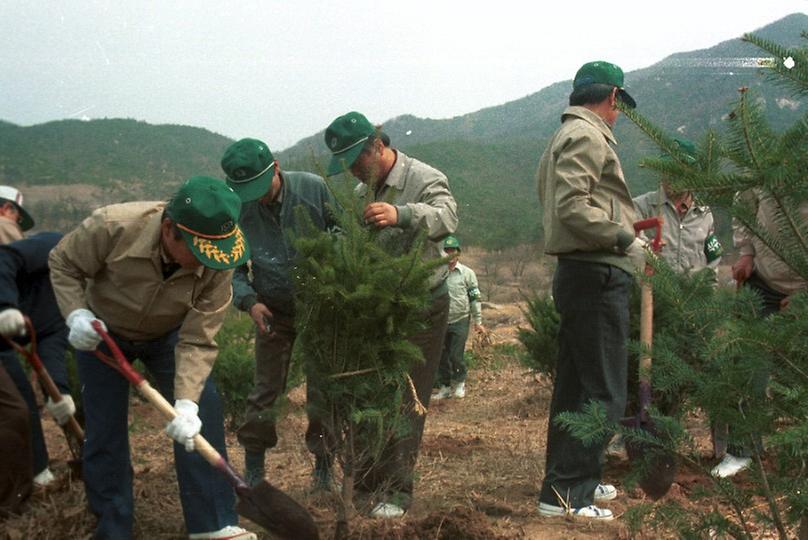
0;328;70;475
76;330;237;539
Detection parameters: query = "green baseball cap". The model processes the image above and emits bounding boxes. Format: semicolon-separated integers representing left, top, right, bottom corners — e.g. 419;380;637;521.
573;61;636;109
0;185;34;231
166;176;249;270
221;138;276;203
324;111;376;177
661;138;697;164
443;235;461;251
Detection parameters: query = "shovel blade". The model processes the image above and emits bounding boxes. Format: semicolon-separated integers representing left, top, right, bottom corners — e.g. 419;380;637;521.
620;416;678;500
235;481;319;540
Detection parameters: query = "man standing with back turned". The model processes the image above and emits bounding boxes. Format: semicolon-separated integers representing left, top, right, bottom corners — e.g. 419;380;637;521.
536;61;641;520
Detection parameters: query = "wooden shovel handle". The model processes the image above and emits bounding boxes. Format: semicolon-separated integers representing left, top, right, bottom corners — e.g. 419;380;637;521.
3;317;84;441
639;281;653;385
134;378;224;467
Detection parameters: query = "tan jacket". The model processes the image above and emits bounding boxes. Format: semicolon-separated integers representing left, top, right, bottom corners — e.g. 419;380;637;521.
0;217;23;244
633;189;719;274
49;202;233;401
537;106;637;274
356;150;458;290
733;189;807;296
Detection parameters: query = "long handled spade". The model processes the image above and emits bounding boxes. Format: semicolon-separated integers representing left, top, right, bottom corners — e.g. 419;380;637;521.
621;218;677;500
3;316;84;476
90;321;319;540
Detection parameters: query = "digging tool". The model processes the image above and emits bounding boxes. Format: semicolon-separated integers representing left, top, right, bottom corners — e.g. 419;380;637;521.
3;316;84;475
90;321;319;540
621;217;677;500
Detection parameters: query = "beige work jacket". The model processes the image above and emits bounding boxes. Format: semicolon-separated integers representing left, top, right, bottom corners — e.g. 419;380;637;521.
733;189;807;296
537;106;636;274
49;202;233;401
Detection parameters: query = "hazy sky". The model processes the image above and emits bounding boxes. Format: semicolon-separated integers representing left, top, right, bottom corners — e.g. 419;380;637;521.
1;1;806;149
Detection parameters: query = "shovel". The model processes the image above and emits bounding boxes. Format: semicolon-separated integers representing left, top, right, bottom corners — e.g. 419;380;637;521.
90;321;319;540
3;316;84;476
620;217;677;500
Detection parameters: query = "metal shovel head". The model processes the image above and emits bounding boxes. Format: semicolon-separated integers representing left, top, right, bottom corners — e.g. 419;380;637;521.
235;480;319;540
620;415;677;500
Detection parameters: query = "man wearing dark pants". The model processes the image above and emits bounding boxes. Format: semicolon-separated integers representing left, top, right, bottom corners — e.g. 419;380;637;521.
219;138;338;489
324;111;457;518
536;61;641;520
49;177;255;540
712;190;808;478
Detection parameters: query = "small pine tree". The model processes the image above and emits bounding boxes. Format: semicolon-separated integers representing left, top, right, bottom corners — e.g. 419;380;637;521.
517;293;559;379
293;175;444;536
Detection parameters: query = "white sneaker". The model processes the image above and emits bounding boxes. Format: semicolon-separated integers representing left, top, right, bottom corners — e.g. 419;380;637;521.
453;382;466;398
538;502;613;520
188;525;257;539
370;502;405;518
33;467;55;487
593;483;617;502
711;453;752;478
431;385;452;401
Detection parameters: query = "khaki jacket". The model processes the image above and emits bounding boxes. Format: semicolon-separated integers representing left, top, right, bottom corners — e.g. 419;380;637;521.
633;189;719;274
49;202;233;401
356;150;458;290
0;218;23;244
537;106;636;274
733;189;807;296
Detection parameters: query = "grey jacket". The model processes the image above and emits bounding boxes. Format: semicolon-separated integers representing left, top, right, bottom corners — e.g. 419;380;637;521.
633;189;720;274
233;171;337;316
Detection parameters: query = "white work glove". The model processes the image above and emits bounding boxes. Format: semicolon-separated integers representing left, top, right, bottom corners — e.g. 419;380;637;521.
0;308;25;337
66;308;107;351
165;399;201;452
45;394;76;426
625;237;652;273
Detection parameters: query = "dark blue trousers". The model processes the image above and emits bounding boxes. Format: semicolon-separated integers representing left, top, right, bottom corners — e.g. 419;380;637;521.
539;259;632;508
76;330;237;539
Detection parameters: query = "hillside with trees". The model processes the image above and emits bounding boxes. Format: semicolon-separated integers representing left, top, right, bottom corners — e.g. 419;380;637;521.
1;13;804;245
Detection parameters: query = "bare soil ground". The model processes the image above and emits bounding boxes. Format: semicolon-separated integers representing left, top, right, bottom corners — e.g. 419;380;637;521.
0;253;763;539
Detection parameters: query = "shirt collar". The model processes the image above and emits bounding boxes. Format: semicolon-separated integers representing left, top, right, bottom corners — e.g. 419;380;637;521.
561;106;618;145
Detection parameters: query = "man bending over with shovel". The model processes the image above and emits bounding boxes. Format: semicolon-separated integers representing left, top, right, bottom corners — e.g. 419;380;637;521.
49;177;256;540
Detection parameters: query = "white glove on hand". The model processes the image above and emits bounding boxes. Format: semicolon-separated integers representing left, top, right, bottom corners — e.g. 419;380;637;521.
66;308;107;351
0;308;25;337
626;237;651;273
45;394;76;426
165;399;201;452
